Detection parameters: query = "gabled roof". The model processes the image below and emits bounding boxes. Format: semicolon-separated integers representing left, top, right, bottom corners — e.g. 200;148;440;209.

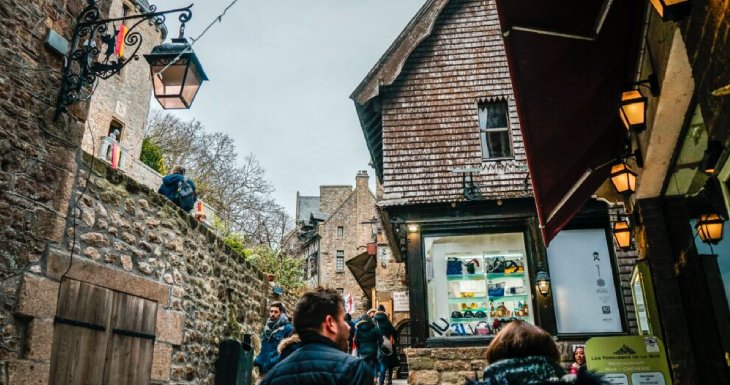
350;0;451;182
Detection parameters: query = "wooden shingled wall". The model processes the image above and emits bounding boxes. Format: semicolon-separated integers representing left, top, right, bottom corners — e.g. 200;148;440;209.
381;0;531;205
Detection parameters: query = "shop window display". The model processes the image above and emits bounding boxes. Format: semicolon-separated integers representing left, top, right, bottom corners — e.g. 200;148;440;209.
425;233;534;338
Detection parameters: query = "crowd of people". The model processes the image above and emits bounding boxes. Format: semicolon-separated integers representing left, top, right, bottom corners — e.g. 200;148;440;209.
251;288;607;385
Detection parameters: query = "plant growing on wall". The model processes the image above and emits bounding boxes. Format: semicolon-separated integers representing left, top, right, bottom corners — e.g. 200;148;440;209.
140;137;166;174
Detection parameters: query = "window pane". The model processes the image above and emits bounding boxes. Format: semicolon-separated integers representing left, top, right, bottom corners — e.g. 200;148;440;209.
483;130;511;159
337;226;344;236
478;102;508;129
424;233;533;338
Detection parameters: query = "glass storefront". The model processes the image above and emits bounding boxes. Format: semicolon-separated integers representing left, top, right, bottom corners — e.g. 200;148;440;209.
424;233;534;338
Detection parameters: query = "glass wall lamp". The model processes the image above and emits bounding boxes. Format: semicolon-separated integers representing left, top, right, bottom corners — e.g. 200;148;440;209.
613;218;632;251
619;75;659;133
610;161;638;196
696;213;724;245
535;268;551;296
55;1;207;119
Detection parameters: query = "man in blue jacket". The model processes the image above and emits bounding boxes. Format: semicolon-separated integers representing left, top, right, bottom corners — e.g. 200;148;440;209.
259;288;373;385
157;165;196;212
254;302;293;376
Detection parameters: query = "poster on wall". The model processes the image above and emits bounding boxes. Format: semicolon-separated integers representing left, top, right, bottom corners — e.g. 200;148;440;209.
393;291;409;312
547;229;622;334
586;336;673;385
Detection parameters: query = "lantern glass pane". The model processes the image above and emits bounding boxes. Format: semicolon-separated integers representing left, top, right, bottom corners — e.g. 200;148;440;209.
610;163;636;193
620;91;645;129
537;281;550;295
613;221;631;249
181;64;203;106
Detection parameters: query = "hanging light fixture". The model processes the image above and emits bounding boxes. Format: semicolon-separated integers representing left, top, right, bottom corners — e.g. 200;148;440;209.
696;213;724;244
613;219;632;251
619;90;648;132
407;224;419;233
649;0;691;22
535;269;551;296
700;140;723;175
610;162;638;196
145;35;208;109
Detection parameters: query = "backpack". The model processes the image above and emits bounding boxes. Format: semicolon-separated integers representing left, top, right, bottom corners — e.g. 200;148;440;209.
175;177;196;211
379;335;393;356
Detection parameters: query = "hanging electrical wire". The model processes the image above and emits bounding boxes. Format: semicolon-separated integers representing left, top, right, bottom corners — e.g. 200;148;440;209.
153;0;240;78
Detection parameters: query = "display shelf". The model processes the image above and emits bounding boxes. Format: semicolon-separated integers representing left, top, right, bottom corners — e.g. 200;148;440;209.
450;317;488;323
488;294;528;302
451;307;487;312
484;254;523;259
494;315;530;321
448;297;487;304
486;272;525;279
447;274;484;281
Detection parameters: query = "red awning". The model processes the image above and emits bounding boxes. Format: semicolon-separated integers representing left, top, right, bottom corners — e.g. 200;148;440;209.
494;1;645;245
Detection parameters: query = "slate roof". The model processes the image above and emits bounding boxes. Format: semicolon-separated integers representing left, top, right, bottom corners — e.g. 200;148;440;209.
351;0;531;207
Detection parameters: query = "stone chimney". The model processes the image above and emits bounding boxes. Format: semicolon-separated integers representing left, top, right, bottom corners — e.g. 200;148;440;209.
356;170;369;191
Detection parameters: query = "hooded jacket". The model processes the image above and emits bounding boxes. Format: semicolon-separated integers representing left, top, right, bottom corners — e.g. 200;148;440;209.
277;333;302;363
373;311;398;366
477;356;607;385
254;315;294;375
158;173;185;202
259;332;374;385
354;316;381;359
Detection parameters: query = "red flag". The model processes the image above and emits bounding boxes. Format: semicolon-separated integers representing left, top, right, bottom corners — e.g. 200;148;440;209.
115;24;128;58
111;142;120;170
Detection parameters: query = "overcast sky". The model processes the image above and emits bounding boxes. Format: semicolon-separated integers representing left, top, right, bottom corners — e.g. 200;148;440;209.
156;0;425;218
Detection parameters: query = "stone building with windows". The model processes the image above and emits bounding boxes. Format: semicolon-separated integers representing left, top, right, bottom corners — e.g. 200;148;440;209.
81;0;167;189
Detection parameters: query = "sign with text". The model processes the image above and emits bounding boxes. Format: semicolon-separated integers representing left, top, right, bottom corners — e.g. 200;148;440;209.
393;291;409;312
586;336;672;385
547;229;622;333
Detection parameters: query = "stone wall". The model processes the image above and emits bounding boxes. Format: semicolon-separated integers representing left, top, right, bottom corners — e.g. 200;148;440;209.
405;341;588;385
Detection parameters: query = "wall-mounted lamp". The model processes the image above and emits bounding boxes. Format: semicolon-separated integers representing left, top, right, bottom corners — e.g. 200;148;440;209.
610;162;638;196
700;140;723;175
619;75;659;133
407;224;419;233
612;219;632;251
696;213;724;245
649;0;691;22
55;1;206;119
535;269;551;296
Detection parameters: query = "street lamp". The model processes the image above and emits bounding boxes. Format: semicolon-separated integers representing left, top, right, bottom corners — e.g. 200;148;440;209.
610;162;638;196
619;90;647;132
55;1;206;119
696;213;724;245
613;219;632;251
535;269;551;296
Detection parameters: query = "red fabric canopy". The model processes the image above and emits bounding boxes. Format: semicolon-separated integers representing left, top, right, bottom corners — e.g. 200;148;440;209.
494;0;645;245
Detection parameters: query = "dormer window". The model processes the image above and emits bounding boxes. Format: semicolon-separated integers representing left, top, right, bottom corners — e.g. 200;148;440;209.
478;101;512;160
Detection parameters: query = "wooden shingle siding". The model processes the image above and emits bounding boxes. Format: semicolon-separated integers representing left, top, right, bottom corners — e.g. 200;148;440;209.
380;0;531;206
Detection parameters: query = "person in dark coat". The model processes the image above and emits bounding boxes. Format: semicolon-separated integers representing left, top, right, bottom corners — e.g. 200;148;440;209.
345;313;356;354
474;321;607;385
354;308;381;378
373;310;398;385
276;333;301;363
259;288;373;385
157;165;197;212
254;302;294;376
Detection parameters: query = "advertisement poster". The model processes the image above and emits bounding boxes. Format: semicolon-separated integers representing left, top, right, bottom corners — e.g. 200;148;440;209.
393;291;409;312
547;229;622;333
586;336;673;385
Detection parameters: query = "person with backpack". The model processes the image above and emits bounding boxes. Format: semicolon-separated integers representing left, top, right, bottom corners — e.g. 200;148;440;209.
158;165;197;213
373;307;398;385
354;309;381;379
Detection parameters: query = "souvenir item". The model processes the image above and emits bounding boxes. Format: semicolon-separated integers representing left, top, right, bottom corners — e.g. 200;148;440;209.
463;310;475;318
507;285;525;295
475;310;487;318
487;282;505;297
475;321;491;336
451;311;463;319
465;258;480;274
504;260;520;274
487;257;505;273
447;258;463;275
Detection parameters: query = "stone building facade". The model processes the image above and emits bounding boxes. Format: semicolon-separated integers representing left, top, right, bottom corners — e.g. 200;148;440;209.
0;2;281;383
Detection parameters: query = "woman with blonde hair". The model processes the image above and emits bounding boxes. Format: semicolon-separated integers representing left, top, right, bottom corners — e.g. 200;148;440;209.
477;321;605;385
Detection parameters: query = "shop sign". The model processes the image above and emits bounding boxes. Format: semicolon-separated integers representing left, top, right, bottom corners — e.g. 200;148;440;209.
393;291;409;312
547;229;622;333
586;336;672;385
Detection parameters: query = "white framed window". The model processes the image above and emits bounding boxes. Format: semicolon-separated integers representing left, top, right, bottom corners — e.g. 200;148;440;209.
424;233;533;338
337;226;344;237
336;251;344;272
478;101;512;159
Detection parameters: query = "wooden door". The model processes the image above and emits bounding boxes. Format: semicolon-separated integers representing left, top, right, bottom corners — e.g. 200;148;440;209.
50;280;158;385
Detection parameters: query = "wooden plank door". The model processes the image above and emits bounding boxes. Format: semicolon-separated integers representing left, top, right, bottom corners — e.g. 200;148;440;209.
102;291;157;385
49;280;114;385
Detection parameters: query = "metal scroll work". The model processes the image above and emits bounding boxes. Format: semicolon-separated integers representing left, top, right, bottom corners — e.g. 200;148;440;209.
55;0;193;119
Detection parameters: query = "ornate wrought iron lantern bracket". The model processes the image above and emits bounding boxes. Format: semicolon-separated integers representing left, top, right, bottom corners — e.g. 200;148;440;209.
55;0;194;119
